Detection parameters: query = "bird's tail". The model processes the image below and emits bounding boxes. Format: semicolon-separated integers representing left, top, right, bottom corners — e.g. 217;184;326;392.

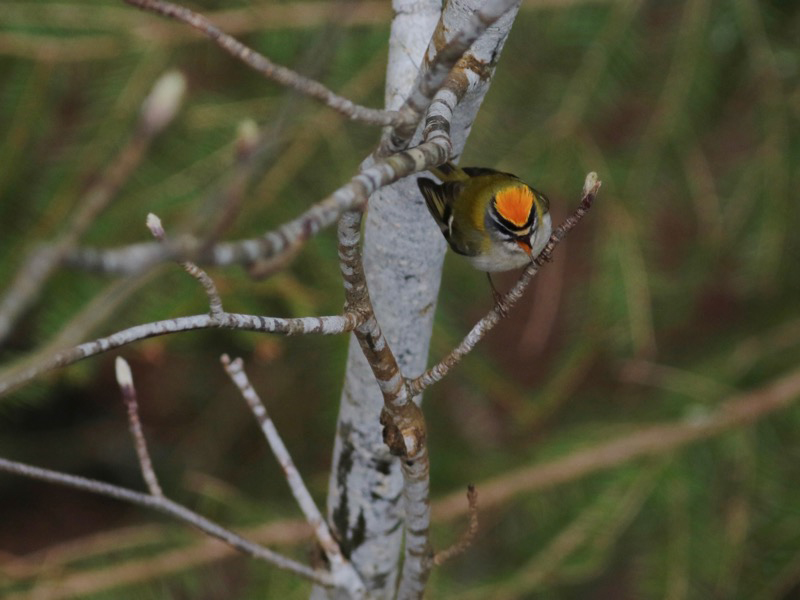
429;161;468;182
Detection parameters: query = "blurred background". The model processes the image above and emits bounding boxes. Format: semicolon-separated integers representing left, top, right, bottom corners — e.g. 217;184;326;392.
1;0;799;598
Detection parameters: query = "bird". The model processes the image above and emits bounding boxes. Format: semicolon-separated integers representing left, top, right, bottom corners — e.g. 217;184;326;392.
417;162;552;273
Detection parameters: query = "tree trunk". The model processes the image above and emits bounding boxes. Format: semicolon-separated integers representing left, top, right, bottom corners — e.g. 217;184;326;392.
317;1;522;597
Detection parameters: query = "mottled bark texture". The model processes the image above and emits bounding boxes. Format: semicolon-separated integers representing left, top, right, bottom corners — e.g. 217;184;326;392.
318;1;522;597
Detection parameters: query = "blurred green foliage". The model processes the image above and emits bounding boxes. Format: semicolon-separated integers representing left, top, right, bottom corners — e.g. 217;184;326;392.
1;0;799;598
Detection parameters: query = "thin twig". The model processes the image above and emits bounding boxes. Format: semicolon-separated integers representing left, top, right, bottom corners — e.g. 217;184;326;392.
7;367;800;599
0;456;334;586
408;172;601;396
147;213;224;320
124;0;398;126
433;485;478;566
0;71;186;346
64;137;452;276
0;311;364;398
220;355;365;595
202;119;261;245
115;357;163;497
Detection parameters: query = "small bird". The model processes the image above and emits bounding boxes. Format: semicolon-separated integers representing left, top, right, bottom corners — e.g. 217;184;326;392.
417;162;552;273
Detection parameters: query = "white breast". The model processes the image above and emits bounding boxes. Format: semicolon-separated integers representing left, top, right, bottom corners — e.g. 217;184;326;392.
466;213;553;273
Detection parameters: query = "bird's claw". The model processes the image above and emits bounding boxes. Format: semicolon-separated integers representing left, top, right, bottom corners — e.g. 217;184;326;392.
493;292;510;318
487;273;509;317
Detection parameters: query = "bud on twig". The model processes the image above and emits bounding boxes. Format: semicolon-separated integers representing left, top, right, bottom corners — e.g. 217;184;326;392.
114;356;133;389
235;119;260;160
141;70;187;134
146;213;165;241
583;171;599;197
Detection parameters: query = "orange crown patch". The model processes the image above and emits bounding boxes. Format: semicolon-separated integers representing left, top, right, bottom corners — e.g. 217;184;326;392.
494;186;534;228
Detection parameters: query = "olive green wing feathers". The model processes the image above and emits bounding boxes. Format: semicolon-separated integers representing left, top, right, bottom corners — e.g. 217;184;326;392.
417;177;485;257
417;177;455;236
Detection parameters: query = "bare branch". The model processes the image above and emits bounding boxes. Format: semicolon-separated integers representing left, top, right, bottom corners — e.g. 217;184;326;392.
147;213;224;320
387;0;522;152
10;368;800;598
115;357;163;497
0;456;333;586
326;57;460;591
433;484;478;566
123;0;399;126
78;88;452;279
338;211;422;448
202;118;262;245
337;209;433;593
421;86;455;149
0;70;186;346
221;355;366;596
409;172;601;396
396;447;433;599
2;150;461;402
65;136;451;276
0;311;364;398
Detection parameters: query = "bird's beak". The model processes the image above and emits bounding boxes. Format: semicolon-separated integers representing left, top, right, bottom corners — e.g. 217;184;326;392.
516;239;532;255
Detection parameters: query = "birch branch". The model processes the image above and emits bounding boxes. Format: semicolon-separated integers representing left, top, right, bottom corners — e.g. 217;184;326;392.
337;209;433;595
321;0;524;593
65;136;452;276
147;212;224;320
7;367;800;599
338;211;424;456
221;355;366;597
123;0;399;126
386;0;522;153
0;312;363;398
0;461;332;586
1;353;334;587
1;136;462;398
203;119;262;246
408;172;601;396
115;357;163;497
395;446;432;599
0;71;186;346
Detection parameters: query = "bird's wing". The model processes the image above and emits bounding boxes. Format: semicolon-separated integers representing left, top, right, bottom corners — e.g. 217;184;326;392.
418;177;454;235
461;166;520;180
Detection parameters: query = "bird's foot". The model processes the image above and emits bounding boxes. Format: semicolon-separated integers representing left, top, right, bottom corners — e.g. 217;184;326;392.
487;274;510;318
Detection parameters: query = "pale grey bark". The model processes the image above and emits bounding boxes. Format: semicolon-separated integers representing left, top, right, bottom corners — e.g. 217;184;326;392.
319;1;523;598
0;312;364;397
222;356;366;596
0;456;335;585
